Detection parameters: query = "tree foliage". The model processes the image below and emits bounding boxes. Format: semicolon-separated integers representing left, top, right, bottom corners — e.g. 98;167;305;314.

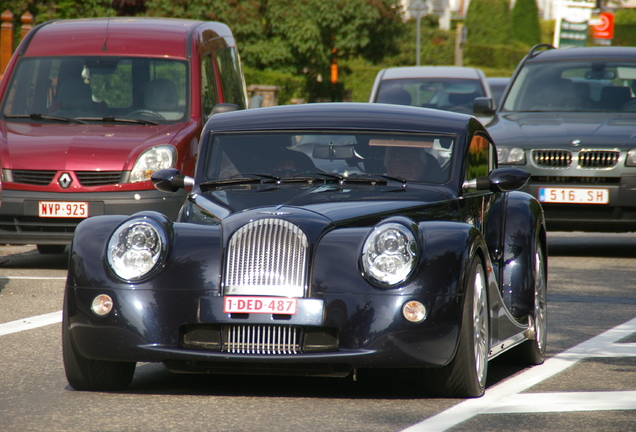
464;0;511;46
511;0;540;47
142;0;403;79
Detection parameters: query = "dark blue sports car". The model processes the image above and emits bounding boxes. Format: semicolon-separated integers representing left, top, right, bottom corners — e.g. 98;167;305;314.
63;102;547;398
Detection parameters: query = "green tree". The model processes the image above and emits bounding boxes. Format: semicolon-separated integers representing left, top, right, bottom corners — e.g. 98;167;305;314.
464;0;511;46
511;0;540;47
142;0;403;101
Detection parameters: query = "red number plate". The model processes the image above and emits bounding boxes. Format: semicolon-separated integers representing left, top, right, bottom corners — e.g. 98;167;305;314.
223;296;298;315
39;201;89;218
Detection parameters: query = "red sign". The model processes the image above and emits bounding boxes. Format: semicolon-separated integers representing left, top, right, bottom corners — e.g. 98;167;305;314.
592;12;614;40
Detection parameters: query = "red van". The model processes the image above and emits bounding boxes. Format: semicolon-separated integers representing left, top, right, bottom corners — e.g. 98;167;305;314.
0;18;248;253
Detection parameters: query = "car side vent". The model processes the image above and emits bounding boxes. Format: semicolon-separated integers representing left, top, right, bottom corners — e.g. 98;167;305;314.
532;150;572;168
577;150;619;169
225;218;308;297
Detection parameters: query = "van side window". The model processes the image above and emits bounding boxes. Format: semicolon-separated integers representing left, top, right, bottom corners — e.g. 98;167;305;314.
214;47;247;109
201;54;218;120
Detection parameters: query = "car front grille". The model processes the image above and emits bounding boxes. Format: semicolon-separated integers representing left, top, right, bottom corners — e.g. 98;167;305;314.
225;218;308;297
226;324;300;354
9;170;122;186
75;171;123;186
533;150;572;168
577;150;620;168
0;215;78;233
532;149;620;169
12;170;57;185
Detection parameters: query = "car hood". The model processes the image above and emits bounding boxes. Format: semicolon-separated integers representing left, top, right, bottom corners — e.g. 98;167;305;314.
487;112;636;148
0;121;187;171
196;183;457;225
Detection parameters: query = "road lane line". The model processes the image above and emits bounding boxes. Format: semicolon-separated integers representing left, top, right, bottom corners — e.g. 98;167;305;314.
0;310;62;336
484;391;636;413
402;317;636;432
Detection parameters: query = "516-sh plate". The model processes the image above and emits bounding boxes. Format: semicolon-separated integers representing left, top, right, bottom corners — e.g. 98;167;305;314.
538;187;609;204
223;296;298;315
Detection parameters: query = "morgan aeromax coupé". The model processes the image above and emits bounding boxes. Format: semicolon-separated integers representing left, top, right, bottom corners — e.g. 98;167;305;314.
62;103;547;398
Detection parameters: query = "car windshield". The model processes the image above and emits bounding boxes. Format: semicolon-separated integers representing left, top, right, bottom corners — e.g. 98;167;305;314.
204;131;455;184
503;59;636;113
1;56;188;123
377;78;484;113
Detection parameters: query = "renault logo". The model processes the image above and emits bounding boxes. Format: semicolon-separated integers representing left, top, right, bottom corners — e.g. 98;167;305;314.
58;172;73;189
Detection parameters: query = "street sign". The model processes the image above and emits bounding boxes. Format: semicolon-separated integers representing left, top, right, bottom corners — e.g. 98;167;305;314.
409;0;428;20
592;12;614;40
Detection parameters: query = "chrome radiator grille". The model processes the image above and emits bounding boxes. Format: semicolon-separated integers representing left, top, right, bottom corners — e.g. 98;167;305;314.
532;150;572;168
577;150;619;169
225;325;300;354
225;218;308;297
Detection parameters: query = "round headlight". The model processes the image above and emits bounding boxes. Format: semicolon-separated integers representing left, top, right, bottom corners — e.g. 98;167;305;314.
107;218;166;281
497;146;525;165
362;222;417;286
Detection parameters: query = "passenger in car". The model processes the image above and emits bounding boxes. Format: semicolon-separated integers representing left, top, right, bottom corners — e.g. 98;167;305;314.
383;146;442;182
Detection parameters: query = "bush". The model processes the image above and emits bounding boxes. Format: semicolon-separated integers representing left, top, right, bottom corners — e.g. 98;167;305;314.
243;67;306;105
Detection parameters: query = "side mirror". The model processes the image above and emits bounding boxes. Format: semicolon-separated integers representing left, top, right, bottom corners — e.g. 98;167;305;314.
211;103;240;116
463;168;530;192
151;168;194;193
473;97;495;116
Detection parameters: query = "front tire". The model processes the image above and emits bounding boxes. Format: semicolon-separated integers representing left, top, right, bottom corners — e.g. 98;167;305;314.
426;255;489;398
62;317;136;391
512;240;547;365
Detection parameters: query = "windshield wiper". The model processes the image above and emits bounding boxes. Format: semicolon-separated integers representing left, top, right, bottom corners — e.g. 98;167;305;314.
97;116;159;125
4;113;87;124
344;173;407;186
199;173;281;190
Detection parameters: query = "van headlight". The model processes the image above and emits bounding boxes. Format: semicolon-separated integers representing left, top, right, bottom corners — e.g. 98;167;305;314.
107;218;167;281
362;222;417;286
130;145;177;183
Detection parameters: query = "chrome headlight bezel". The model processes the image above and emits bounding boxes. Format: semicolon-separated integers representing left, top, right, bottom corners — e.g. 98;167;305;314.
361;222;418;287
107;217;168;282
497;146;526;165
130;145;177;183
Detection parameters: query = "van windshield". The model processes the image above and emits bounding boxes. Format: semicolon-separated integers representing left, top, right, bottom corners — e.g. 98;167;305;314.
1;56;188;123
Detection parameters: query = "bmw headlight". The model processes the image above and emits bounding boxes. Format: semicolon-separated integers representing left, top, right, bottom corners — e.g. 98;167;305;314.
130;145;177;183
362;222;417;286
497;147;525;165
107;218;167;281
627;149;636;166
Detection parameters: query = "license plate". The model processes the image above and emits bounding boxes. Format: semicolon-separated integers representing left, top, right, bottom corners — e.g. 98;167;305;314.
538;188;609;204
39;201;89;218
223;296;298;315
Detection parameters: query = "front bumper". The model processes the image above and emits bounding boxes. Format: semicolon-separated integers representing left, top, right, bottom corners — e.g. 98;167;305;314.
65;286;463;375
0;188;187;245
521;174;636;231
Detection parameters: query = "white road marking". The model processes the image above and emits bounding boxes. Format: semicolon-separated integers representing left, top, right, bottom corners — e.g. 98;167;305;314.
402;317;636;432
0;310;62;336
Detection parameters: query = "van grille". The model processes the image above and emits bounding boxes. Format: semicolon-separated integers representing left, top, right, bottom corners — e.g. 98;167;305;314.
10;170;122;186
225;218;308;297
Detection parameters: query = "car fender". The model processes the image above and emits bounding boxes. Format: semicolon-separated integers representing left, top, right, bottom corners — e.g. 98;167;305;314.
499;191;546;319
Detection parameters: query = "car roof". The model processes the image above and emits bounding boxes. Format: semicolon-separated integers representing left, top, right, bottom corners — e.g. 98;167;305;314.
528;46;636;62
378;66;484;80
20;17;234;58
203;103;476;135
